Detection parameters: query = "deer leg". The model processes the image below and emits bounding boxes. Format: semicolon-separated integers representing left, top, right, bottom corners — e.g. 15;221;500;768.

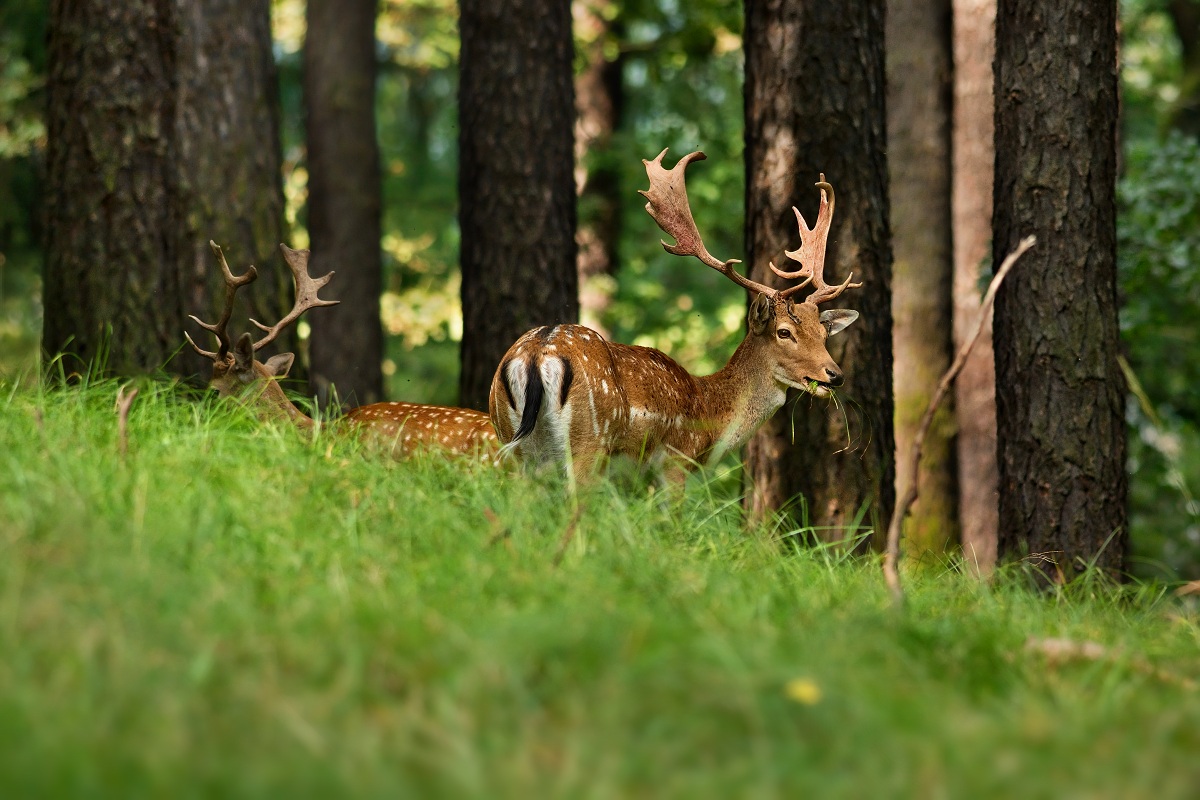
654;459;691;508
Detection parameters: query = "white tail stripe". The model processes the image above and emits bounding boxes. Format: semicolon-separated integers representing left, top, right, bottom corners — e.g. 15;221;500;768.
540;357;567;409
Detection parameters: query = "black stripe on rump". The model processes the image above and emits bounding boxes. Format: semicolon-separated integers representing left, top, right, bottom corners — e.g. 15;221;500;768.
559;358;574;407
513;358;543;443
500;358;516;409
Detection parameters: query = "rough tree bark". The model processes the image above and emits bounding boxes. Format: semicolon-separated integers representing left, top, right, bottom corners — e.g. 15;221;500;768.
887;0;957;560
993;0;1127;578
952;0;1000;575
44;0;291;379
574;0;623;335
743;0;895;545
458;0;578;411
305;0;384;408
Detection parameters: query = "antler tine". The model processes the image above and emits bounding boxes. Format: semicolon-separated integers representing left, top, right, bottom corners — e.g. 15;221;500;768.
773;175;862;304
186;240;259;361
248;243;339;352
184;329;218;360
640;148;777;297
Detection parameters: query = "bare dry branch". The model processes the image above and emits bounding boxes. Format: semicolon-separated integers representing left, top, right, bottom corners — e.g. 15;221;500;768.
115;385;139;459
1025;636;1197;691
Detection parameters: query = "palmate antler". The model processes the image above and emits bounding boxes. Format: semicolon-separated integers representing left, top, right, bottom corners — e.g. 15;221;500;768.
640;149;860;305
246;244;338;352
768;173;862;305
186;242;338;363
640;149;777;298
185;241;259;360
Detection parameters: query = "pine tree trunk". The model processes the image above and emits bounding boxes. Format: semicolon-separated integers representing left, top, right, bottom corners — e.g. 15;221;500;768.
952;0;999;576
574;0;623;335
887;0;957;560
743;0;895;546
993;0;1127;579
457;0;577;412
304;0;384;408
44;0;290;379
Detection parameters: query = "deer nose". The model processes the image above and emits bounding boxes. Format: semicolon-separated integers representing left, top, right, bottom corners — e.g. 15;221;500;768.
824;367;844;387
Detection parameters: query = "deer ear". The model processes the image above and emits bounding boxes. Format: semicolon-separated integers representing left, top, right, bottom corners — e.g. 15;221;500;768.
748;293;774;335
233;333;256;373
262;353;295;378
819;309;859;336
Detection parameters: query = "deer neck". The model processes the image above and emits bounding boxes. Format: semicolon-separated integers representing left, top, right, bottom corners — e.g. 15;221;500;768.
248;380;315;430
693;334;786;462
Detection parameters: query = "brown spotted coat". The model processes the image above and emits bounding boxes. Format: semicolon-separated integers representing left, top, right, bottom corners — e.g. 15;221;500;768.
210;333;498;460
489;298;857;486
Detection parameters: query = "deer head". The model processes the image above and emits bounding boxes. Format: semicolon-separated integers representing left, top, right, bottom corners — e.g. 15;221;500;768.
186;241;336;424
640;149;860;398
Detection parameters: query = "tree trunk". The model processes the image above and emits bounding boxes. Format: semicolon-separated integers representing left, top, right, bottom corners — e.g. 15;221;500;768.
887;0;957;560
952;0;999;576
458;0;578;411
574;0;623;335
743;0;895;546
993;0;1127;579
304;0;384;408
44;0;291;379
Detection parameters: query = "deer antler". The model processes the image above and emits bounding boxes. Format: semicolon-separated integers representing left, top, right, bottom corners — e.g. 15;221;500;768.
186;241;259;361
769;174;862;304
640;149;778;298
247;244;339;352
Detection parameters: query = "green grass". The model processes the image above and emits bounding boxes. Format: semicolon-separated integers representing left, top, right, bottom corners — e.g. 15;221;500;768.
1;377;1199;798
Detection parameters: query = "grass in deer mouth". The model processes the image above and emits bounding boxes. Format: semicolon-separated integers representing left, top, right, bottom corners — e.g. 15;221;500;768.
0;377;1197;798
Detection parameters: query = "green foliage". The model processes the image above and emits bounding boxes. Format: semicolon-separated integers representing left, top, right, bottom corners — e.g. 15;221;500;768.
0;0;46;378
1119;132;1200;422
1118;0;1200;575
1118;132;1200;577
1121;0;1187;139
2;380;1200;795
0;35;43;159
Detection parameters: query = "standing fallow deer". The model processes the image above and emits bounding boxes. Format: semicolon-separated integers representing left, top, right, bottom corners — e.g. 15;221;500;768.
186;241;498;458
488;149;861;487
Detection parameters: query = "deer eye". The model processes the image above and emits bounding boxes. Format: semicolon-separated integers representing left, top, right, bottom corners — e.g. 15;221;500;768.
777;328;794;340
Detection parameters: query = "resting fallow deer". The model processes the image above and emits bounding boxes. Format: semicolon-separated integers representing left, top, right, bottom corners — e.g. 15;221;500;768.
186;241;498;458
488;149;861;487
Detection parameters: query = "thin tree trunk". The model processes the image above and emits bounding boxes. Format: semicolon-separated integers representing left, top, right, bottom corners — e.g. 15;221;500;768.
458;0;578;411
952;0;999;576
887;0;957;560
44;0;290;379
743;0;895;546
993;0;1127;579
305;0;384;408
179;0;292;372
574;0;623;335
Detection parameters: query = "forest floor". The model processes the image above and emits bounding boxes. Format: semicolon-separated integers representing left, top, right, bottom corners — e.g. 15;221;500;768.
1;377;1199;798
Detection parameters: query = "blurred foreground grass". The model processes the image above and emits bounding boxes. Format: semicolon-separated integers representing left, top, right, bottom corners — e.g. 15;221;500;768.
1;378;1198;798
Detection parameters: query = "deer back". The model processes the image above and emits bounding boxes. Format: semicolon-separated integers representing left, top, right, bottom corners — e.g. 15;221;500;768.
345;401;499;459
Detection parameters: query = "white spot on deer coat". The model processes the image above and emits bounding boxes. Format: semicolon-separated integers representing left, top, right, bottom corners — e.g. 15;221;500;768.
587;388;600;436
